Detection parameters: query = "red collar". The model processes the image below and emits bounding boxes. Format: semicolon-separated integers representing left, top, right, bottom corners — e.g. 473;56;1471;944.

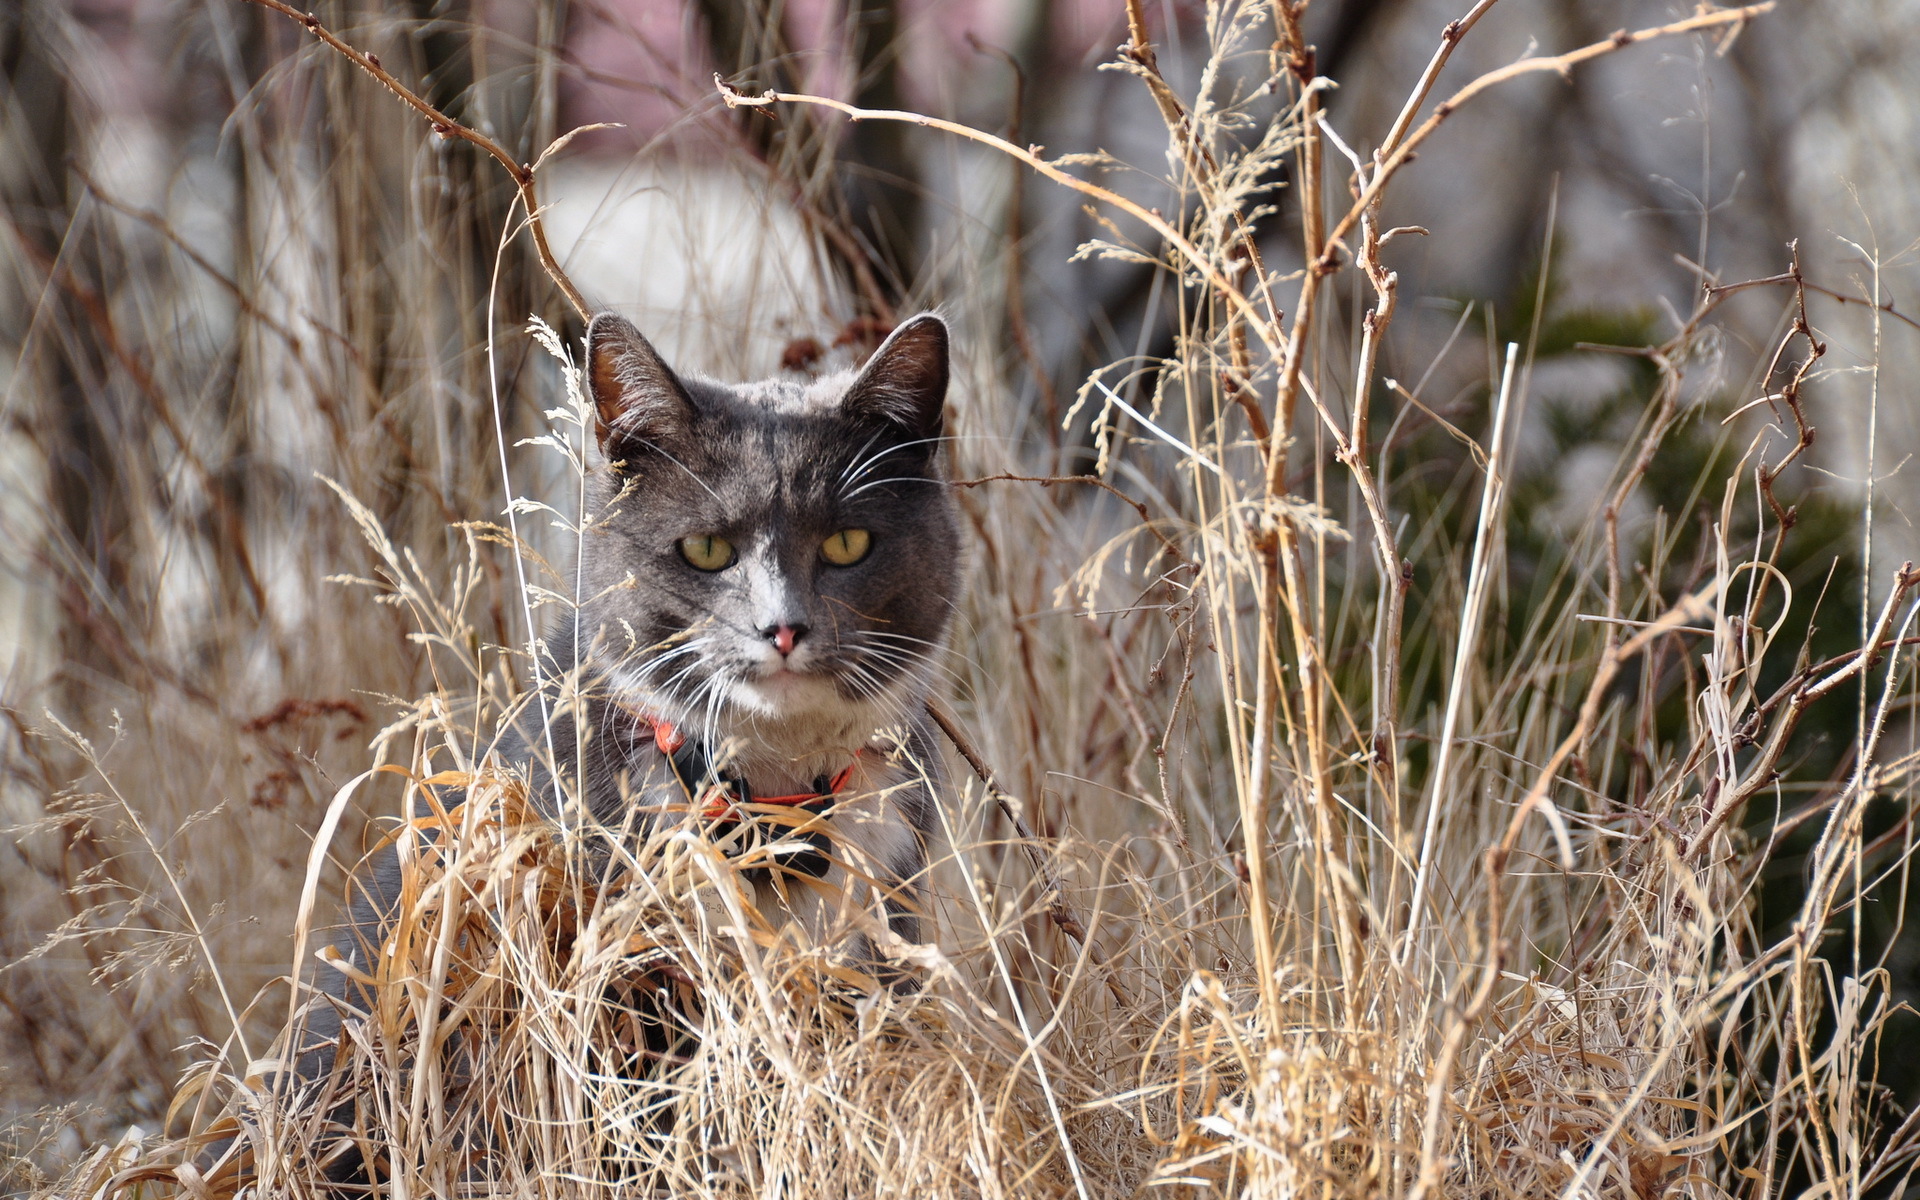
619;706;861;820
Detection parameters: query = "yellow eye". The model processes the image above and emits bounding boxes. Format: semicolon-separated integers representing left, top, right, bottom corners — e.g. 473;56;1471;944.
821;528;871;566
677;534;735;571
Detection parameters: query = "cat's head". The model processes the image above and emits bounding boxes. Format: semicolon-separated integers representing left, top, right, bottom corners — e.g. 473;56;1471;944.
574;312;962;754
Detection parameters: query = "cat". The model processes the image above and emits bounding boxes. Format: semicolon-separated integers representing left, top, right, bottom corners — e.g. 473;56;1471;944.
512;309;962;949
270;312;963;1179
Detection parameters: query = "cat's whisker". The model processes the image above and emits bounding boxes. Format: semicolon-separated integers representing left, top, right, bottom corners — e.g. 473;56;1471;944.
859;631;944;647
858;629;982;675
844;476;949;502
626;437;722;503
659;671;712;744
603;640;716;718
635;641;712;683
861;659;957;696
703;672;735;750
860;660;960;706
850;645;963;694
836;434;959;495
643;631;722;691
631;639;706;670
836;664;894;721
647;662;711;717
836;429;889;486
847;633;969;687
840;654;915;713
599;631;705;673
839;434;949;482
847;669;917;734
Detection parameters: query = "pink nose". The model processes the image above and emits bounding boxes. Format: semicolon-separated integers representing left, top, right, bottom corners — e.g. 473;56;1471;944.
761;622;808;656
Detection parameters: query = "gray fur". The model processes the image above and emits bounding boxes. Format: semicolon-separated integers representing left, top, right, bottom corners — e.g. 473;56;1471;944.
563;313;958;843
293;315;961;1107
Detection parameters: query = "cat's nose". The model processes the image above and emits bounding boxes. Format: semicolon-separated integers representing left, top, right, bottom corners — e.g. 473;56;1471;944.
762;622;808;656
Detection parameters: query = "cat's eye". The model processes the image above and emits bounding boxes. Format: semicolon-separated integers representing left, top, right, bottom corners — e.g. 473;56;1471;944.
678;534;735;571
821;528;871;566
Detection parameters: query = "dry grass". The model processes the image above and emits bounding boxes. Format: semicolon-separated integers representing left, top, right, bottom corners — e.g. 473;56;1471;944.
7;0;1920;1196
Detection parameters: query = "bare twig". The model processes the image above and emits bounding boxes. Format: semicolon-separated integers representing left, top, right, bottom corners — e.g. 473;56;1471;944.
954;472;1188;565
715;75;1285;359
236;0;591;320
1708;267;1920;333
923;696;1130;1008
1322;4;1775;257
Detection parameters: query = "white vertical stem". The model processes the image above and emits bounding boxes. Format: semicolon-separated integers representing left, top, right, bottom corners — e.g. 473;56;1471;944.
1399;341;1520;966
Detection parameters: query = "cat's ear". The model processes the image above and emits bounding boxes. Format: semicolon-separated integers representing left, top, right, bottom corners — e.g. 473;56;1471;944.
585;313;694;457
841;314;948;442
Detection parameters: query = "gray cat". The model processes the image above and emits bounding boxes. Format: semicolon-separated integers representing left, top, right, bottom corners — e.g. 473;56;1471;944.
279;314;961;1174
525;309;961;947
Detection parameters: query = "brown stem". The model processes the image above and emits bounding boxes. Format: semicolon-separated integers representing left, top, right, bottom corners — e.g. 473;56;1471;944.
1707;270;1920;334
953;472;1188;566
1120;3;1279;453
924;696;1130;1008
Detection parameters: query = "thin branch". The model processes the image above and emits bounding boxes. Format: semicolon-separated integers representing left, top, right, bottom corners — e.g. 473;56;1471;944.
715;76;1285;360
923;696;1130;1008
1323;4;1775;258
237;0;591;320
1708;267;1920;333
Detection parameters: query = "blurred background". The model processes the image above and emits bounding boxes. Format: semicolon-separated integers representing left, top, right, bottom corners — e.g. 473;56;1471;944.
4;0;1918;1174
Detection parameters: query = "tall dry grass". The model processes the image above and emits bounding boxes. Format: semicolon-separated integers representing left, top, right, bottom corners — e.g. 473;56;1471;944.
7;0;1920;1196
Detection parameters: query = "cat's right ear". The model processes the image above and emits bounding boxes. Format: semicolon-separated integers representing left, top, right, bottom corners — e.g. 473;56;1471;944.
585;313;694;460
841;314;948;442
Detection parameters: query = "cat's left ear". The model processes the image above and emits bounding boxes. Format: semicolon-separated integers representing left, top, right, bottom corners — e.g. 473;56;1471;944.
585;313;695;457
841;314;948;442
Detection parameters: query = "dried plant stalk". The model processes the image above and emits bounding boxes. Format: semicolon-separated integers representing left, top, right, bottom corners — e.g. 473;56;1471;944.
15;2;1920;1197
